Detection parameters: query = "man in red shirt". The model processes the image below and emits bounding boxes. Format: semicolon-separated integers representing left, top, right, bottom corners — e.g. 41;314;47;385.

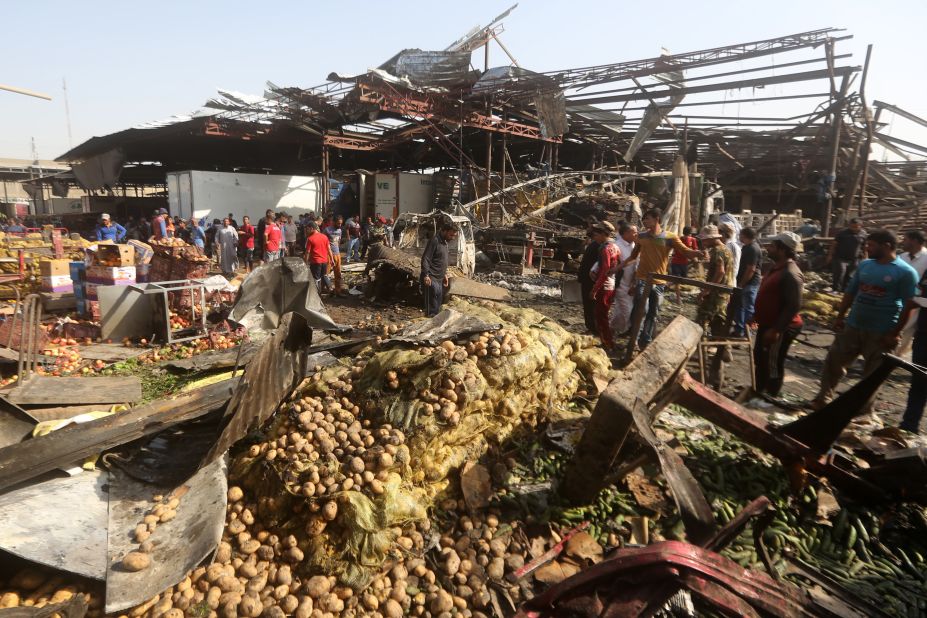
304;222;333;292
752;232;804;397
264;214;282;262
670;226;699;303
238;215;256;272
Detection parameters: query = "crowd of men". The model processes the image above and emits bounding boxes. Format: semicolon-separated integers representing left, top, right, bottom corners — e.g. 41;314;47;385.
579;209;927;435
86;210;397;289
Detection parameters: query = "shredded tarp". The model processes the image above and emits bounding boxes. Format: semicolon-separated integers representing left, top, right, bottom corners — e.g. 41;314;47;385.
385;307;501;347
230;258;345;331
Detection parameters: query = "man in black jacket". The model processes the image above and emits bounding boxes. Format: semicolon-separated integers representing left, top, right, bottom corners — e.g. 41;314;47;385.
578;217;601;333
420;224;458;317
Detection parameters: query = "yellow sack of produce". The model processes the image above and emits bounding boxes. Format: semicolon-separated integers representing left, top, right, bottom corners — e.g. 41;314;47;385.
32;405;128;470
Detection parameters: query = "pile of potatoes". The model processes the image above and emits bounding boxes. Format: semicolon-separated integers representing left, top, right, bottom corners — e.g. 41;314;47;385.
122;493;185;573
0;568;101;617
149;489;534;618
246;387;410;503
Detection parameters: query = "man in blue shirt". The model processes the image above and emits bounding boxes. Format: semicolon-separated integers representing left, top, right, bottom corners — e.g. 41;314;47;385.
5;218;26;233
95;214;127;242
811;229;918;409
189;217;206;249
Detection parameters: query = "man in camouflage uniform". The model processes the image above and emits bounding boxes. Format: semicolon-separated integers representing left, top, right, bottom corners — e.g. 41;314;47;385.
696;224;735;335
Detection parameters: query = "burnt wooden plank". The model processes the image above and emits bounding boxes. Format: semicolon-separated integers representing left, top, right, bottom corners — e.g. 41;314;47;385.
564;316;702;503
0;378;238;493
5;376;143;405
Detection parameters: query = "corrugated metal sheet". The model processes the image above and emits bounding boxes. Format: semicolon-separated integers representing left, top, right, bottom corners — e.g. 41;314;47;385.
534;91;569;139
382;49;478;88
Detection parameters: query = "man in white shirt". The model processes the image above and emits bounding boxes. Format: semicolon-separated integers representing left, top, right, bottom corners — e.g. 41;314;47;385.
610;222;639;335
898;230;927;356
719;222;741;272
901;230;927;278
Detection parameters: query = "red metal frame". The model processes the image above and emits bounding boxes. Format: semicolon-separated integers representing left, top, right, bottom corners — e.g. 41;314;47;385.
356;82;561;143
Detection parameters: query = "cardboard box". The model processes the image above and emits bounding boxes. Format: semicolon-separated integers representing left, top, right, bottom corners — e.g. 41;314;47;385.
41;275;73;288
41;284;74;294
86;265;136;281
95;244;135;267
127;240;154;265
40;259;72;277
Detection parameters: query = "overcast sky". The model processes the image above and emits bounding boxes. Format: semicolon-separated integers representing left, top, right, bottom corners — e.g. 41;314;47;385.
4;0;926;162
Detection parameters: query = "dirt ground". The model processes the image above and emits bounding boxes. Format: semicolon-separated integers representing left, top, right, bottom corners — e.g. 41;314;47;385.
324;269;913;431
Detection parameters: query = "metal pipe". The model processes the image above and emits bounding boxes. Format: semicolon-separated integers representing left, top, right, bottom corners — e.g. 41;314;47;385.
568;66;858;106
0;84;52;101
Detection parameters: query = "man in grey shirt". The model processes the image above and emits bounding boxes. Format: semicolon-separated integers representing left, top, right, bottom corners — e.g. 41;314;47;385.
420;224;458;317
283;215;298;256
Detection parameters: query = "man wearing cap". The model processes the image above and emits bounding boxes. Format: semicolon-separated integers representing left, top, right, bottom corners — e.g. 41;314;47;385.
151;209;168;241
753;232;805;397
811;229;918;410
589;221;621;352
95;214;126;242
695;224;734;333
697;225;735;380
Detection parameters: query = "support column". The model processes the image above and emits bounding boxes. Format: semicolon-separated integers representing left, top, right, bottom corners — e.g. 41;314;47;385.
823;75;850;237
321;145;330;214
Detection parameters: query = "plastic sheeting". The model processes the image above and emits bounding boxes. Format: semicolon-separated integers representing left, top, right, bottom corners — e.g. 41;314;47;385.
386;308;501;347
230;257;344;332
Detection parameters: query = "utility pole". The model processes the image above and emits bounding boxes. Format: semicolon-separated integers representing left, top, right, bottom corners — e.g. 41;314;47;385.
822;75;850;237
63;78;73;150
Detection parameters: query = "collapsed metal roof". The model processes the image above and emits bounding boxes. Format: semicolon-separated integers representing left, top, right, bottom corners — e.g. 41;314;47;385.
51;11;927;232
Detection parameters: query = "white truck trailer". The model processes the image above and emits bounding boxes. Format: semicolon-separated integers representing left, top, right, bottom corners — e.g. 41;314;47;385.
166;170;324;223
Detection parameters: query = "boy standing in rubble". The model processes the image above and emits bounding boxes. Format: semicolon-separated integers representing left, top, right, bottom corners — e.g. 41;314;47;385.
610;222;638;336
589;221;620;352
622;208;705;349
811;229;918;410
